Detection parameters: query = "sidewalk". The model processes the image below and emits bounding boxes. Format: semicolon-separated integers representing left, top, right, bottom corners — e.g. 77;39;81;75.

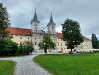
0;55;52;75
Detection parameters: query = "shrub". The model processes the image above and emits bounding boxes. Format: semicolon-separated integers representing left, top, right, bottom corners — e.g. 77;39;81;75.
22;41;34;54
17;41;34;55
90;51;92;53
0;39;18;56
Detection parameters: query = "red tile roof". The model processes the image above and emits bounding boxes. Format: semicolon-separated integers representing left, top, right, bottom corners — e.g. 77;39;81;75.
57;33;63;38
57;33;90;40
82;35;90;40
6;27;31;36
6;27;90;40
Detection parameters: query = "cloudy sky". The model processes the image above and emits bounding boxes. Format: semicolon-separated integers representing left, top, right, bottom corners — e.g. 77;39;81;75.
0;0;99;39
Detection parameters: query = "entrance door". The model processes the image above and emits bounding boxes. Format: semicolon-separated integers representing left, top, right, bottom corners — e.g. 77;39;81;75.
61;48;63;52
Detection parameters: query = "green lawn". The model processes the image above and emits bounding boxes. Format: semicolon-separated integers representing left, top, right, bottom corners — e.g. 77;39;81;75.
0;60;16;75
33;53;99;75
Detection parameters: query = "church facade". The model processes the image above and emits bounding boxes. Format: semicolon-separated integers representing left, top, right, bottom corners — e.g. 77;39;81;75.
31;10;57;52
6;10;93;53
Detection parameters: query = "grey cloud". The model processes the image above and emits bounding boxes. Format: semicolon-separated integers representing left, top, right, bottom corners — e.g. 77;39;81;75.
0;0;99;39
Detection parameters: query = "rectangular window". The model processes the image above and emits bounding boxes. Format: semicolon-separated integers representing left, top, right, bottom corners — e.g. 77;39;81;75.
11;36;14;39
35;42;36;45
61;43;62;46
58;48;59;50
20;41;22;44
58;42;59;46
20;37;22;39
27;37;30;40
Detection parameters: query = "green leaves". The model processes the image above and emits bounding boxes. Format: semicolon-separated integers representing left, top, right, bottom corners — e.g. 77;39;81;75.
0;3;10;39
0;39;18;56
18;41;34;54
92;34;99;49
0;39;33;56
38;34;56;51
62;18;84;52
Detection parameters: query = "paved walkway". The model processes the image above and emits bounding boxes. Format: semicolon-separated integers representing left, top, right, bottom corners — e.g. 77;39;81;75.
0;54;52;75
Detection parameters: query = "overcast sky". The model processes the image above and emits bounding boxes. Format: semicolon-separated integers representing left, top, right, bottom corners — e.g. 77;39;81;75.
0;0;99;40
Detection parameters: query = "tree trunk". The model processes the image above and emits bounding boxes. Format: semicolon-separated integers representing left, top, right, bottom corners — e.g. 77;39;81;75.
44;49;47;54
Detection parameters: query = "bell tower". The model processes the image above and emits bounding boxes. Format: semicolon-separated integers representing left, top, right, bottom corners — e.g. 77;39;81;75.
47;13;56;34
31;10;40;33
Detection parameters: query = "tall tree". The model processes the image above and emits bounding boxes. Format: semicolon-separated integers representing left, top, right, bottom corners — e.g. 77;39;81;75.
0;3;10;38
0;39;18;56
62;18;84;52
92;33;98;49
22;41;34;54
38;34;56;53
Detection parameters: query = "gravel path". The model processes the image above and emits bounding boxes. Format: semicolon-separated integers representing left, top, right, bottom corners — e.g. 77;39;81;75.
0;55;52;75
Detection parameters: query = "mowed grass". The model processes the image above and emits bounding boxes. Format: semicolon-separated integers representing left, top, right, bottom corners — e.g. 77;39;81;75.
0;60;16;75
33;53;99;75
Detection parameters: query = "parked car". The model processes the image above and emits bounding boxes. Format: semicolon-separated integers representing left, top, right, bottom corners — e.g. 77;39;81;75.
76;51;79;53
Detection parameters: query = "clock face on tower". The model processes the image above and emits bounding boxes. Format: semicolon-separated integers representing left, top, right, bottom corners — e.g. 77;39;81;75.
35;23;37;26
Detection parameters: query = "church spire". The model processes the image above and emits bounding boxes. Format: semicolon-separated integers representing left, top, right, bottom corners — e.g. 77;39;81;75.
33;9;38;21
49;12;54;23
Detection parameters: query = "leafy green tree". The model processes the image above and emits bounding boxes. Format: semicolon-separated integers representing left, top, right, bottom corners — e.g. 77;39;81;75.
62;18;84;52
18;41;34;55
92;33;98;49
0;39;18;56
17;44;25;55
38;34;56;53
0;3;10;39
22;41;34;54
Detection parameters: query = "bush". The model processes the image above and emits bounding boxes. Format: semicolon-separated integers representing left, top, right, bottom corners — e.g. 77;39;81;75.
90;51;91;53
0;39;34;56
17;44;28;55
17;41;34;55
0;39;18;56
93;50;95;53
22;41;34;54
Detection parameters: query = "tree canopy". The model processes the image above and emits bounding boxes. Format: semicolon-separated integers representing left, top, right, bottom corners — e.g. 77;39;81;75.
62;18;84;52
0;3;10;38
38;34;56;53
92;33;99;49
0;39;34;56
0;39;18;56
22;41;34;54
